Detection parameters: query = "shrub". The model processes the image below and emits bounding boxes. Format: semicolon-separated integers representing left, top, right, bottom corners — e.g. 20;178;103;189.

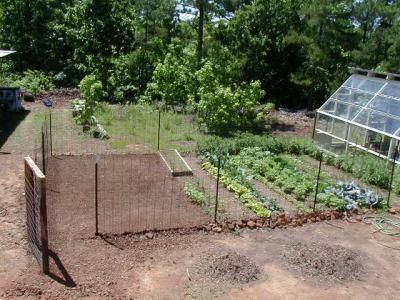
6;70;54;95
196;62;265;131
77;75;106;125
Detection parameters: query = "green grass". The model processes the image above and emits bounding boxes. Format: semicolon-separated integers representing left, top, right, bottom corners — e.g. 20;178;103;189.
96;103;205;152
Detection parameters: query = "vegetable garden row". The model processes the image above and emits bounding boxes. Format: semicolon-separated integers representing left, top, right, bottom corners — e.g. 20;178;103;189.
186;135;391;218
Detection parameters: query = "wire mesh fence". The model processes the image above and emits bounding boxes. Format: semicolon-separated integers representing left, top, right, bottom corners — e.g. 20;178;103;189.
95;154;211;234
24;157;49;274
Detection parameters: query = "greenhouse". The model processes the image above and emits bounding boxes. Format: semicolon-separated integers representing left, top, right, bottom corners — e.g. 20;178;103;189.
313;68;400;162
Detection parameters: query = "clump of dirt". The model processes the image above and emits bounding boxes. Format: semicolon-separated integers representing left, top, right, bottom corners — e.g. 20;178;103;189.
282;241;363;283
192;248;261;285
34;88;80;109
187;247;262;298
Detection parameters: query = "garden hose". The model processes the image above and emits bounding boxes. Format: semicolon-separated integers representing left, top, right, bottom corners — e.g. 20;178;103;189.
363;215;400;237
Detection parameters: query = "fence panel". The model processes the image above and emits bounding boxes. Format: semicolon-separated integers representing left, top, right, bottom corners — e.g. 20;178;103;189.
24;157;49;274
96;154;211;235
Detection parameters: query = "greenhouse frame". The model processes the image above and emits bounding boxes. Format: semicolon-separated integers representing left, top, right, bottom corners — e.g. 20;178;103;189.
313;68;400;163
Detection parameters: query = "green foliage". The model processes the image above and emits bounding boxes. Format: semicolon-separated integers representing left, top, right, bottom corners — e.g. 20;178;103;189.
95;103;204;152
2;70;54;95
198;134;400;196
195;62;265;131
144;42;197;105
1;0;399;108
184;181;207;206
197;133;315;157
202;161;271;217
77;75;106;125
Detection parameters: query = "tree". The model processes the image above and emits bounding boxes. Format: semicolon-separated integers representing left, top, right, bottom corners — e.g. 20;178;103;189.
0;0;72;73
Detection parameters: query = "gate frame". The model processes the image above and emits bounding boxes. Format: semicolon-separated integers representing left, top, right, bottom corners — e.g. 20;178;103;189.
24;157;49;274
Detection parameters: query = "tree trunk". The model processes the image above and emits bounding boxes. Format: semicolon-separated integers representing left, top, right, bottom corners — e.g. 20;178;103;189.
197;0;205;67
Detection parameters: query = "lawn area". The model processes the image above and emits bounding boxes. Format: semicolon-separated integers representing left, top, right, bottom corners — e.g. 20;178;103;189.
96;104;205;153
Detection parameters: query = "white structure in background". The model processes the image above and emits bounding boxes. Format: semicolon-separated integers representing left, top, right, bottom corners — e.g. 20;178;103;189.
0;50;22;112
313;68;400;162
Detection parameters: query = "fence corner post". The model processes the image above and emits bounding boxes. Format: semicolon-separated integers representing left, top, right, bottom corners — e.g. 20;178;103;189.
157;109;161;151
95;162;99;236
387;142;399;208
214;156;221;223
40;175;49;274
313;151;323;212
49;110;53;156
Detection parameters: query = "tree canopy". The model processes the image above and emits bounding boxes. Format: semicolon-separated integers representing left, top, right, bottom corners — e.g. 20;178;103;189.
0;0;399;108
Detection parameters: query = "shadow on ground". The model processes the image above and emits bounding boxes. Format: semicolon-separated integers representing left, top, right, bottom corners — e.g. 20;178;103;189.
0;108;30;150
48;250;76;288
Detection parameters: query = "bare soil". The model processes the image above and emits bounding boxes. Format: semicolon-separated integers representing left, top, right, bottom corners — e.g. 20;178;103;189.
47;154;210;238
282;240;363;284
272;110;314;137
2;147;400;299
192;247;262;284
33;88;80;109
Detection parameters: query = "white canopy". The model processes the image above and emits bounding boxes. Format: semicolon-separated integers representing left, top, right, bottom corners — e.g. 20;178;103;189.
0;50;15;58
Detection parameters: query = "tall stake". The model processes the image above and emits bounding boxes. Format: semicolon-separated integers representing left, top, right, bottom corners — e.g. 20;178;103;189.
387;142;399;208
95;162;99;236
157;110;161;151
41;129;46;175
214;156;221;223
313;152;323;212
49;110;53;156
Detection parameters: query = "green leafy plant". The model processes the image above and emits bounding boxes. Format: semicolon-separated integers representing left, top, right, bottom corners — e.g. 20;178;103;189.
6;70;54;95
202;161;271;218
184;181;207;206
77;75;106;125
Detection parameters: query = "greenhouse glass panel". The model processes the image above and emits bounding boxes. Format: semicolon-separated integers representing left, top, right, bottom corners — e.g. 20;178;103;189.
314;69;400;161
316;113;333;133
332;87;374;106
368;96;400;117
320;100;335;113
353;110;400;135
381;82;400;99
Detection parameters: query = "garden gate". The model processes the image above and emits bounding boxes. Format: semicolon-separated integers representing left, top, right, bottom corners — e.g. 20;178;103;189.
24;157;49;274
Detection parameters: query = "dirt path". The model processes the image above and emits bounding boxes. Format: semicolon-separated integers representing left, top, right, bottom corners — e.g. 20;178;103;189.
0;154;31;293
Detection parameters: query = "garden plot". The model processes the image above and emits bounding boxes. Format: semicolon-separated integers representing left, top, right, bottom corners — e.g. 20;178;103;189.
198;146;385;217
182;154;257;222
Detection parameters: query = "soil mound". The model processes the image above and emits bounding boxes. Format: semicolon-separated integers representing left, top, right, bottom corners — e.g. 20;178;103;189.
193;248;261;285
283;241;363;283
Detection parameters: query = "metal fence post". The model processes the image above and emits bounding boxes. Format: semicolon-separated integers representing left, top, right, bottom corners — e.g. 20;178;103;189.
157;110;161;150
387;142;399;208
214;156;221;223
41;129;46;175
313;152;323;212
49;110;53;156
39;174;49;274
95;162;99;236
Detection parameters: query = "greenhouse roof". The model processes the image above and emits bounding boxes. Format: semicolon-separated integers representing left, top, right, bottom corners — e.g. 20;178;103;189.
318;69;400;139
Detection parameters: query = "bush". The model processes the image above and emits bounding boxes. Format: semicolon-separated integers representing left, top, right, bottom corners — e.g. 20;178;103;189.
4;70;54;95
196;63;265;131
77;75;106;125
